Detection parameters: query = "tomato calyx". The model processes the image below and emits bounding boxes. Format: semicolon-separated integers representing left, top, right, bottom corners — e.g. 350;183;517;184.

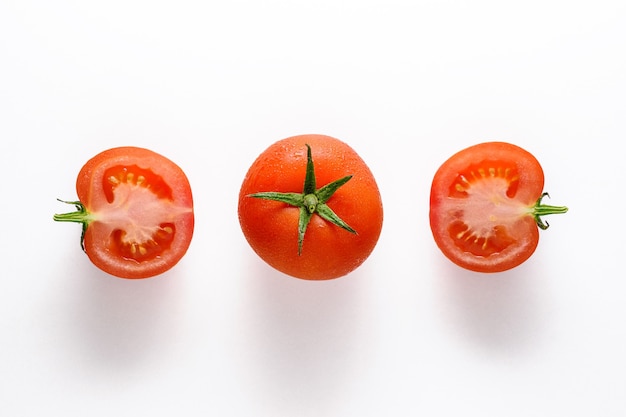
529;192;569;230
248;144;356;255
53;199;94;252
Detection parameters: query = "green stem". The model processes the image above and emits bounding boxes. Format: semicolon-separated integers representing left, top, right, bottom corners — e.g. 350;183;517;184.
303;193;319;214
53;199;93;252
248;143;356;255
530;192;568;230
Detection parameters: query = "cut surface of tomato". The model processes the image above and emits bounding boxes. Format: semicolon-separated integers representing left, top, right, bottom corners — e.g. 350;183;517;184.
55;147;194;279
429;142;567;273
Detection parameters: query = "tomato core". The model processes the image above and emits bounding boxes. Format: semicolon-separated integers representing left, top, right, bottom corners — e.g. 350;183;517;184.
101;165;183;264
445;160;526;258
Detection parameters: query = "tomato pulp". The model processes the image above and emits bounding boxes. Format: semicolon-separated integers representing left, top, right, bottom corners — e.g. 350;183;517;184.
55;147;194;279
238;134;383;280
429;142;567;273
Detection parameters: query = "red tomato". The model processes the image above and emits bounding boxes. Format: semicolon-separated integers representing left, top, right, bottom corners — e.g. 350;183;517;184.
54;147;194;279
238;134;383;280
429;142;567;273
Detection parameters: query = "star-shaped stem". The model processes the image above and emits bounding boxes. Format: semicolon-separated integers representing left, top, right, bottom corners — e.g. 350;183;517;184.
248;144;356;255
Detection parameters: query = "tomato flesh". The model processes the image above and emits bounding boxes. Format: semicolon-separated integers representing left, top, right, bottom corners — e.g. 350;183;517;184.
103;165;173;202
111;223;176;262
430;142;544;273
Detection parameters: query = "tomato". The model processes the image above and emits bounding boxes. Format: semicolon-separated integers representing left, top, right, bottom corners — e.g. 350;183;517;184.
429;142;567;273
238;134;383;280
54;147;194;279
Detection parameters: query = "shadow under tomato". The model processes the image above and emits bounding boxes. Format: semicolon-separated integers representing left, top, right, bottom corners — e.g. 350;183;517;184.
435;253;549;356
63;260;185;374
239;255;369;414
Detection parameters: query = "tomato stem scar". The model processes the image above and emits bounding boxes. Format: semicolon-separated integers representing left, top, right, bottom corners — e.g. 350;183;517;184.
248;144;356;255
530;192;568;230
53;199;93;252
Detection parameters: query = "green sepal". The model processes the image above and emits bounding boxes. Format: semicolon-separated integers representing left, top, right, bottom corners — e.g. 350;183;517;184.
247;143;357;255
317;175;353;204
303;144;316;195
53;199;93;252
317;203;356;234
298;206;313;255
248;192;304;206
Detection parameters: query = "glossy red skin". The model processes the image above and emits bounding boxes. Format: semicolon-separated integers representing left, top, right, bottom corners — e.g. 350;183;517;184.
238;134;383;280
77;147;194;279
429;142;544;273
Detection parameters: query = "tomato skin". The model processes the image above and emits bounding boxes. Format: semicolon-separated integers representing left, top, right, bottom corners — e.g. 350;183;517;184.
429;142;546;273
75;147;194;279
238;134;383;280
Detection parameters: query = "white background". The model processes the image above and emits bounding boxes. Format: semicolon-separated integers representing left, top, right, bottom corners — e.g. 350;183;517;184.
1;1;625;416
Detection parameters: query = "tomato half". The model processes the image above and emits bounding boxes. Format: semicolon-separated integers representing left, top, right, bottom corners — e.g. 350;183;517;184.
238;134;383;280
55;147;194;279
429;142;567;273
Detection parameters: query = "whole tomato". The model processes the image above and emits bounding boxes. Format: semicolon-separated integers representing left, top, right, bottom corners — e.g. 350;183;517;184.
238;134;383;280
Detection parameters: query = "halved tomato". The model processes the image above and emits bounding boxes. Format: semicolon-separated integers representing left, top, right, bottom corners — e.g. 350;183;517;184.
429;142;567;273
54;147;194;279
